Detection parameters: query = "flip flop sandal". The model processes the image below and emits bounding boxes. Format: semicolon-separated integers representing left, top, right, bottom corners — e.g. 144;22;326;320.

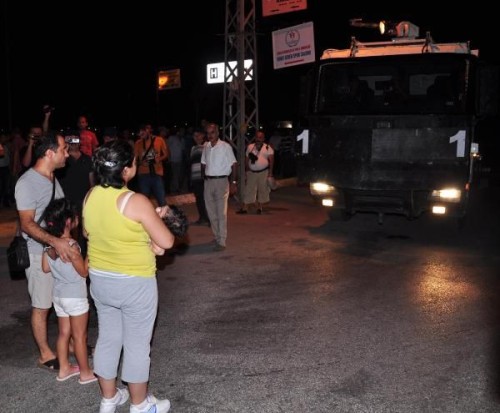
37;358;60;372
56;365;80;382
78;376;98;385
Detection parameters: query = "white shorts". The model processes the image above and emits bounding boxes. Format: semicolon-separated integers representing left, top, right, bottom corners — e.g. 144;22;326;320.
53;296;89;317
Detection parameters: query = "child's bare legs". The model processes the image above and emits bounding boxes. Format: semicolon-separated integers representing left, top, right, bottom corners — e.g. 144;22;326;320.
56;316;78;379
70;312;94;381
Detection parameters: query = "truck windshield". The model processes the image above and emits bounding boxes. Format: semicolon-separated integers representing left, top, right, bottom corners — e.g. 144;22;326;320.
316;55;471;115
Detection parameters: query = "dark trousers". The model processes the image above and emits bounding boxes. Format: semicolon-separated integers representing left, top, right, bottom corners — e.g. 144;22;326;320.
0;166;11;206
191;179;209;222
137;173;167;206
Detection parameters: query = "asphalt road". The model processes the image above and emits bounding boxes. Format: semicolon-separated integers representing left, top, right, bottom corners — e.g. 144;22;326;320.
0;182;499;413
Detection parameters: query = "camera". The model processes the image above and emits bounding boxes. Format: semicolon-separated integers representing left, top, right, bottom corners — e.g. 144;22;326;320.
145;150;156;174
248;152;258;164
65;135;80;144
148;159;156;175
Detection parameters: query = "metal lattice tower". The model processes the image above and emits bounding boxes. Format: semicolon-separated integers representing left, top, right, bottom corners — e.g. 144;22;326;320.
222;0;259;197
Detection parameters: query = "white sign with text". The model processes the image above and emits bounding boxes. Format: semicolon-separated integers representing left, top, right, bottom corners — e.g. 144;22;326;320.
272;21;315;70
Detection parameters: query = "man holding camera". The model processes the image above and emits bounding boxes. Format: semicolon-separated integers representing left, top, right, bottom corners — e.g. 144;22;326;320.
134;123;169;207
18;106;53;176
236;130;274;214
56;134;94;257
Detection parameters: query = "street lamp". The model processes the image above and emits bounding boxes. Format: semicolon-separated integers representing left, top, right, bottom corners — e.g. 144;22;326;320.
350;18;420;39
379;21;420;38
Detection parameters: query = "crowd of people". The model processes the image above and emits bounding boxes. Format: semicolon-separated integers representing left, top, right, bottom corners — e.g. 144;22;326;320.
6;108;291;412
1;117;196;209
1;115;297;211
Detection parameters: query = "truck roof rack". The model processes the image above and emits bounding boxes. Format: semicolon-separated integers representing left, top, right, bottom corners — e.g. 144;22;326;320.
321;29;478;59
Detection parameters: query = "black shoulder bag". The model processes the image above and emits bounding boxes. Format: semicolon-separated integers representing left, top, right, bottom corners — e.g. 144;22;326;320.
142;137;156;175
7;179;56;271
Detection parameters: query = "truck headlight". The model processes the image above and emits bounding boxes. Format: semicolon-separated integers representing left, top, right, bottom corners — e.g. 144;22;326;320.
310;182;336;196
430;188;461;203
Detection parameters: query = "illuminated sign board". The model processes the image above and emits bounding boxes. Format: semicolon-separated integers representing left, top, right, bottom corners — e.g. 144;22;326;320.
206;59;253;84
158;69;181;90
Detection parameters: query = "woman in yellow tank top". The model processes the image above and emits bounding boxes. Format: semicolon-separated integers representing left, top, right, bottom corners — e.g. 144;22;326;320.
82;140;174;413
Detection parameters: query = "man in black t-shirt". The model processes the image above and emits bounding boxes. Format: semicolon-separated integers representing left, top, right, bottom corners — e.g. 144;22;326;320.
56;134;94;257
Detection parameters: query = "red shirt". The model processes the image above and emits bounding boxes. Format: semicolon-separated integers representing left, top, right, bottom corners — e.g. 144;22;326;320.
79;130;99;157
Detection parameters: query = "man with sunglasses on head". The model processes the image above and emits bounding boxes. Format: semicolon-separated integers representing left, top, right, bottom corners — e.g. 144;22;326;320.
15;132;77;372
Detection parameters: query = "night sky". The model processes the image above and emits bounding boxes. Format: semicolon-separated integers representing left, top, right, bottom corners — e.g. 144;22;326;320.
1;1;497;133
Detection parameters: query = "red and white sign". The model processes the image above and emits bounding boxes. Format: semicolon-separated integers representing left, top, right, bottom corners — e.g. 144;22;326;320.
272;22;315;70
262;0;307;17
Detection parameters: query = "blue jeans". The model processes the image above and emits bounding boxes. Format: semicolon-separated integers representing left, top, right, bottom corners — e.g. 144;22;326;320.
137;173;166;206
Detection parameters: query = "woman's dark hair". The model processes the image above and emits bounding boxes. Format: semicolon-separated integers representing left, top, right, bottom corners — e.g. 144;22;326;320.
92;140;134;188
33;131;63;160
43;198;79;238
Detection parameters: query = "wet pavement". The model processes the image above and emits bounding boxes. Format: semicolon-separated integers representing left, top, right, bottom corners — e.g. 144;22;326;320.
0;181;499;412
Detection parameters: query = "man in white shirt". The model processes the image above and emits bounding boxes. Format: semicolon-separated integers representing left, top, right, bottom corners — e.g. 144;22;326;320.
201;123;237;252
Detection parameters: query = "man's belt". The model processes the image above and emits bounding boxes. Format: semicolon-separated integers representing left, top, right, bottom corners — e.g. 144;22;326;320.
249;167;268;173
205;175;229;179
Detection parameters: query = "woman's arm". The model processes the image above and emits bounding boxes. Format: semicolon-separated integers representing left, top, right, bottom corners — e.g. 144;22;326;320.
122;193;175;251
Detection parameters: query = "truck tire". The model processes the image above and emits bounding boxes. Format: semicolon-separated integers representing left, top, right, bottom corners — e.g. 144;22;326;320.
328;208;351;221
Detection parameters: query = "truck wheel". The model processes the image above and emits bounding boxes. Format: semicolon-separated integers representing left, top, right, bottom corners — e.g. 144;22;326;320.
457;215;467;231
328;209;351;221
